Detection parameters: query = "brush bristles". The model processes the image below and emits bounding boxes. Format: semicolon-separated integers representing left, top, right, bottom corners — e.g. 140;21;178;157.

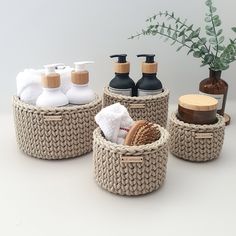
129;121;160;146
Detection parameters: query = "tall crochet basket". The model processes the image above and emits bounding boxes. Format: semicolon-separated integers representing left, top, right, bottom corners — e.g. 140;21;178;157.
93;125;169;196
103;87;169;127
169;112;225;162
13;96;102;160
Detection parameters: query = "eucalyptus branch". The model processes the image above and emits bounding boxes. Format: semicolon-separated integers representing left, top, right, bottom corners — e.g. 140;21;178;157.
208;3;219;58
130;0;236;71
154;11;210;54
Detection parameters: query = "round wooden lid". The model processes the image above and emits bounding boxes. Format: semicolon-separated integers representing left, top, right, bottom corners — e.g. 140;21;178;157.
179;94;218;111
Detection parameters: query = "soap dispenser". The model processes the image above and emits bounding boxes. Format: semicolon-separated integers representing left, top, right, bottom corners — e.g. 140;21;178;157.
36;64;69;107
109;54;136;96
66;61;96;105
136;54;163;96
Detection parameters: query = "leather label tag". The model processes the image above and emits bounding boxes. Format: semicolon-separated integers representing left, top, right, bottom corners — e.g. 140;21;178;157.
120;156;143;163
44;115;62;121
129;104;145;109
195;132;213;139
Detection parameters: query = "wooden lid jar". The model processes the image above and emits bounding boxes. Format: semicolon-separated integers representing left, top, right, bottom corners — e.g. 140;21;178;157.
177;94;218;124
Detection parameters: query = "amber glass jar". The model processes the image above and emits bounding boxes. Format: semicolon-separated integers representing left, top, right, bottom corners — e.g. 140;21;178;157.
177;94;218;125
199;69;228;116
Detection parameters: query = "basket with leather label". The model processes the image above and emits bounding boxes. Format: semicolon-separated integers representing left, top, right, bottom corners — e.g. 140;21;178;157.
13;96;102;160
103;86;169;127
169;112;225;162
93;124;169;196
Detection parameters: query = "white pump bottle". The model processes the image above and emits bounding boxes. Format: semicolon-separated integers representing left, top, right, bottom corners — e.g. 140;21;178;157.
66;61;96;105
36;64;69;107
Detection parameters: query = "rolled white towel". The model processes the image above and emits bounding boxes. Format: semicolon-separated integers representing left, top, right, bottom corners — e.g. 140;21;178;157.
16;69;43;105
95;103;134;144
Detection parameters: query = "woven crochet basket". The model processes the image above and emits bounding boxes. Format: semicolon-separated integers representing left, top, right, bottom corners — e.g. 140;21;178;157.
93;126;169;196
13;96;102;160
169;112;225;162
103;86;169;127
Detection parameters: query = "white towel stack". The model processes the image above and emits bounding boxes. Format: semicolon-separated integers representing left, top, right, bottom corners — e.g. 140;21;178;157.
95;103;134;144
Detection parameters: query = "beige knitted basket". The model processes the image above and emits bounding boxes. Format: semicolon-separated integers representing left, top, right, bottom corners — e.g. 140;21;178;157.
169;112;225;162
103;86;169;127
13;96;102;160
93;126;169;196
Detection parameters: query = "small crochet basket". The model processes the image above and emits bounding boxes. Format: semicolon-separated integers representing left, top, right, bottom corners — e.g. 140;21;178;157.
93;126;169;196
103;86;169;127
169;112;225;162
13;96;102;160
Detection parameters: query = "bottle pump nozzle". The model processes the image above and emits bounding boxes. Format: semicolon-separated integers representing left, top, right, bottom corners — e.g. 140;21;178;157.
74;61;94;72
44;63;65;75
137;54;158;74
110;54;127;63
137;54;155;63
110;54;130;74
72;61;94;85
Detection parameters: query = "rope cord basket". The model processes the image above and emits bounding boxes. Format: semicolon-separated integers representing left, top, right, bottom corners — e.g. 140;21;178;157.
93;125;169;196
13;96;102;160
169;112;225;162
103;86;169;127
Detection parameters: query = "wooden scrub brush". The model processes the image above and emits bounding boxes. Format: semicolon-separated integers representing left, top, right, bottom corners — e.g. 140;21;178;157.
124;120;161;146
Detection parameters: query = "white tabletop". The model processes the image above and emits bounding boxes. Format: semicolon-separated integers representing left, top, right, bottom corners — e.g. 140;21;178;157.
0;103;236;236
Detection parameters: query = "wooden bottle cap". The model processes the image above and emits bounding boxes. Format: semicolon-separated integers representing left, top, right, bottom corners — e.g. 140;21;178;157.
179;94;218;111
42;73;60;88
114;62;130;73
142;62;158;74
71;71;89;85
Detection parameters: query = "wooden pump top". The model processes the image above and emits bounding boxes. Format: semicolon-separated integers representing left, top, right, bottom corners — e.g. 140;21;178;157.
42;73;60;88
178;94;218;111
142;62;158;74
113;62;130;74
71;70;89;85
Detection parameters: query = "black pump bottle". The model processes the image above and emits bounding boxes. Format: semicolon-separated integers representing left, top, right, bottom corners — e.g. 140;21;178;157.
136;54;163;96
109;54;136;96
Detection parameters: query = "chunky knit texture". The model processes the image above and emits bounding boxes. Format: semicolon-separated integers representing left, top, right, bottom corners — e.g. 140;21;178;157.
103;87;169;127
13;96;102;160
93;126;169;196
169;112;225;162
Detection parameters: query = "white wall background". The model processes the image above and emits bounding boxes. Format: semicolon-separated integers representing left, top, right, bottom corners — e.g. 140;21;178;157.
0;0;235;112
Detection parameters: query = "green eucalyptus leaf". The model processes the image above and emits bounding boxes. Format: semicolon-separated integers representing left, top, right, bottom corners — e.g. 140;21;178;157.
201;37;207;44
172;31;178;40
205;16;211;22
171;40;177;45
209;38;217;45
206;30;215;36
211;7;217;13
186;24;193;31
201;46;208;54
176;45;183;51
205;0;212;6
193;51;202;58
178;29;185;37
219;36;225;44
167;25;171;36
217;29;223;36
187;48;194;55
205;25;213;31
214;19;221;27
232;27;236;33
213;15;219;21
204;54;214;63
